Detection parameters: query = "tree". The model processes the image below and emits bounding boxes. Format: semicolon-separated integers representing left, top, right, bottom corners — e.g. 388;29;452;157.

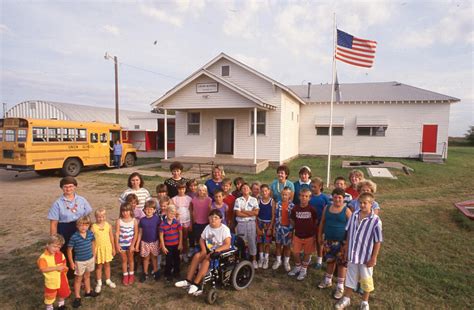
466;126;474;145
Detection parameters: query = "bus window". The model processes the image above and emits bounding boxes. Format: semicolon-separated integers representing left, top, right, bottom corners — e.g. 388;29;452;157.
90;133;98;143
100;133;108;143
18;129;27;142
77;129;87;142
0;129;3;142
48;128;61;142
33;127;47;142
63;128;76;142
5;129;15;142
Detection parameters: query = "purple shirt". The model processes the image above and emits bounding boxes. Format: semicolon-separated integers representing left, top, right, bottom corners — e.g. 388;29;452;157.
139;214;160;243
192;196;211;224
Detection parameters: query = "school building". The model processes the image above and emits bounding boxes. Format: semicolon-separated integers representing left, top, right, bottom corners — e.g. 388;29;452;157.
152;53;460;173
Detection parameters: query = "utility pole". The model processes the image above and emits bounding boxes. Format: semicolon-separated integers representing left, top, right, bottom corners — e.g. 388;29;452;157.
2;102;6;118
114;56;119;124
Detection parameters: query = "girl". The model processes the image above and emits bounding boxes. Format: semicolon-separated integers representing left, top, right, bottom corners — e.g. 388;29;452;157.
257;184;274;269
119;172;151;210
165;162;189;198
172;183;192;262
115;203;138;286
125;193;144;221
293;166;312;205
186;179;198;199
346;169;364;199
204;165;223;200
270;165;295;202
91;208;116;293
211;189;228;225
190;184;212;247
349;180;381;215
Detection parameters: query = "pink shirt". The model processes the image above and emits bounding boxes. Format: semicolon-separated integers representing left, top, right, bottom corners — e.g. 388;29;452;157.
192;196;211;224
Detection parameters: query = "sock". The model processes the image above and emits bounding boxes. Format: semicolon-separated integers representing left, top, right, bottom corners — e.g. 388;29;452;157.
106;279;113;285
264;253;269;259
276;255;282;262
361;301;368;306
259;252;264;260
295;263;301;268
58;300;65;307
325;273;333;283
129;271;134;275
343;296;351;303
302;259;311;267
123;272;129;276
96;279;102;286
337;277;345;289
46;305;53;310
283;256;290;263
317;256;323;264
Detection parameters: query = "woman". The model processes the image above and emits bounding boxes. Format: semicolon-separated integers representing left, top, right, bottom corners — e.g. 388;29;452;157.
164;161;189;198
204;165;224;200
119;172;151;211
48;176;92;256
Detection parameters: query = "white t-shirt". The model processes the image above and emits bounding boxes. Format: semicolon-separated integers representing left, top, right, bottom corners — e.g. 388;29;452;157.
201;224;231;251
234;196;259;222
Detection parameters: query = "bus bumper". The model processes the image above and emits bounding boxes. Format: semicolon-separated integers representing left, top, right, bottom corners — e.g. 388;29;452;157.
0;164;35;171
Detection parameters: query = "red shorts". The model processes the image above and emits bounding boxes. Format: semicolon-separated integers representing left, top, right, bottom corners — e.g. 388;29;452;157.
44;275;70;305
292;236;315;254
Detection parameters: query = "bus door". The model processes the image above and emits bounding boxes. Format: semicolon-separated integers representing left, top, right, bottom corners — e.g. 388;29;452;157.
99;132;110;166
109;130;121;165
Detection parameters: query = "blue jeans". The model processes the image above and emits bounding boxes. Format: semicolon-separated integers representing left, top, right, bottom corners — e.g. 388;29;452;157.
114;155;121;168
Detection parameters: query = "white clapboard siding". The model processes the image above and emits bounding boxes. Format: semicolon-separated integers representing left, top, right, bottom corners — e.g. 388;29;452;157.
279;92;301;161
299;102;450;157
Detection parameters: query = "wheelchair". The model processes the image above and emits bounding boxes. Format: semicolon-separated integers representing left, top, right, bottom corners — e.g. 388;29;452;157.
196;235;255;304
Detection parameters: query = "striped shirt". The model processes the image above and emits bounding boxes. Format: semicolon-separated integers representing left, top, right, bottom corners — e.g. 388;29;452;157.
160;219;182;246
119;187;151;210
346;210;383;264
68;230;95;261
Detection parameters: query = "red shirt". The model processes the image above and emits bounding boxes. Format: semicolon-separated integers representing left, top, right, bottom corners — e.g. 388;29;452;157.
291;205;317;238
345;187;359;199
224;194;236;223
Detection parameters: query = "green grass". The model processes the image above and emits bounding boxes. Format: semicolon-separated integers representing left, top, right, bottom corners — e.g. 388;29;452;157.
1;147;473;308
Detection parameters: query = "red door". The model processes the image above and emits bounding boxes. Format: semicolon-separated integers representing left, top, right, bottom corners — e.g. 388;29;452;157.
422;125;438;153
147;132;158;151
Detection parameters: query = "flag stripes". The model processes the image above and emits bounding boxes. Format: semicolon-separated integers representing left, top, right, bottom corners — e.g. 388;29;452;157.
335;29;377;68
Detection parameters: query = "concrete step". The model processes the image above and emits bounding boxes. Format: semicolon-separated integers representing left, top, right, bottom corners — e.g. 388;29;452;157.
420;153;443;163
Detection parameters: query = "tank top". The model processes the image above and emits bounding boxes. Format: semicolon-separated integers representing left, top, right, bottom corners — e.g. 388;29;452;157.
119;218;135;247
258;198;273;222
323;206;347;241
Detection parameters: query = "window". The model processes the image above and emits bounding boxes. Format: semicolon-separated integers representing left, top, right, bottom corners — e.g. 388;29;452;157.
62;128;76;142
357;126;387;136
250;111;266;135
134;125;140;129
17;129;27;142
48;128;61;142
0;129;3;142
33;127;47;142
5;129;15;142
77;129;87;142
100;133;108;143
90;133;98;143
187;112;200;135
316;127;343;136
221;65;230;77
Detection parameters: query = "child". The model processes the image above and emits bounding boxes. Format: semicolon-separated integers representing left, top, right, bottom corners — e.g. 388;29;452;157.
158;196;171;221
154;184;169;213
309;177;331;269
232;177;245;198
38;234;70;310
115;203;138;286
112;139;122;168
186;179;198;199
67;216;98;308
345;169;364;200
288;188;317;281
91;208;116;293
318;188;352;299
272;187;294;272
270;165;295;202
136;200;161;282
335;192;383;310
234;182;259;269
293;166;312;205
172;183;192;261
160;205;183;281
257;184;274;269
222;178;236;232
190;184;212;247
211;189;228;225
332;177;353;208
125;193;144;221
251;181;261;199
349;180;381;215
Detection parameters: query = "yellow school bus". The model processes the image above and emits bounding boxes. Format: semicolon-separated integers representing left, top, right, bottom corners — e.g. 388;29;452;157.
0;118;137;176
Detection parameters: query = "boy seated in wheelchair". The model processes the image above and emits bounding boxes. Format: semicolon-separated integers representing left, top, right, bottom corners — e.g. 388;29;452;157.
175;209;231;294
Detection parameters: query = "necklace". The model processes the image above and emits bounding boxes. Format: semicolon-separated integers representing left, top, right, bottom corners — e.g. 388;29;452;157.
63;196;78;213
277;180;286;193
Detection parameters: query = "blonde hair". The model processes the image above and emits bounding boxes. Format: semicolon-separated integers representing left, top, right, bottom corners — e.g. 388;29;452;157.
349;169;365;180
167;204;176;213
47;234;65;246
358;192;375;202
76;215;91;226
357;180;377;194
197;184;208;195
95;207;106;219
311;177;324;190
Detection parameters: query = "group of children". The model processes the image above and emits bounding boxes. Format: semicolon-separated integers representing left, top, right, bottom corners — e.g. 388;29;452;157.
38;165;382;310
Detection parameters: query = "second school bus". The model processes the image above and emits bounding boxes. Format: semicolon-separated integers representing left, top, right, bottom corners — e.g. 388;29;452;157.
0;118;137;176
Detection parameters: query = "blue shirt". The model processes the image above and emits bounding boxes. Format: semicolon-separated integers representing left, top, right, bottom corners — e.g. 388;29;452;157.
293;180;311;205
139;215;161;243
258;198;273;222
68;230;95;261
270;179;295;203
346;210;383;264
205;179;222;200
309;193;331;225
47;194;92;223
113;144;122;156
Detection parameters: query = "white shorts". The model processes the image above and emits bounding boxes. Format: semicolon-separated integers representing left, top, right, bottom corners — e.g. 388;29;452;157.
75;257;95;276
346;262;374;292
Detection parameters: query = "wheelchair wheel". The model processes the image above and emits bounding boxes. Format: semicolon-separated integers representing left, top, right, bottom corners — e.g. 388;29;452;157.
206;288;217;305
231;260;254;291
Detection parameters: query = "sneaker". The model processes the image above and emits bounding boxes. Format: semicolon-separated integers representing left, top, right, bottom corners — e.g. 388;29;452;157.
314;262;322;269
272;260;282;270
284;261;291;272
106;280;116;288
262;258;269;270
153;271;161;281
334;287;344;299
140;273;148;283
72;298;81;308
122;275;129;286
252;260;259;269
288;266;301;276
359;302;370;310
258;259;264;268
128;274;135;285
296;268;307;280
175;279;190;288
187;284;199;294
335;297;351;309
318;279;333;289
95;283;102;294
84;291;98;298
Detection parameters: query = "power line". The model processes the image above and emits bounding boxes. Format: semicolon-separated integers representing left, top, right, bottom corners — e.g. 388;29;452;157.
118;62;182;81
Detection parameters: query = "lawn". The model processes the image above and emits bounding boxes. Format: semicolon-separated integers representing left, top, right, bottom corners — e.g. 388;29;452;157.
1;147;473;309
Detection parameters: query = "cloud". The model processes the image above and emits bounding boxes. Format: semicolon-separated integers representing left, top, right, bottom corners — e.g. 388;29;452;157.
233;53;270;73
0;24;12;35
222;0;268;39
102;24;120;36
139;4;183;27
174;0;206;13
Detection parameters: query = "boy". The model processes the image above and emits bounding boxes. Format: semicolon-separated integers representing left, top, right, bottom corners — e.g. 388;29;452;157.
67;216;98;308
232;177;245;198
332;177;353;208
38;234;71;310
273;187;294;271
137;200;161;282
309;177;331;269
289;188;317;280
251;181;261;199
222;178;236;232
154;184;169;213
257;184;274;269
270;165;295;202
335;192;383;310
293;166;312;205
160;205;183;281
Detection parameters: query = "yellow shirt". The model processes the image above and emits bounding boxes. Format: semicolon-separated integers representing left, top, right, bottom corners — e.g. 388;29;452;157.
37;250;65;289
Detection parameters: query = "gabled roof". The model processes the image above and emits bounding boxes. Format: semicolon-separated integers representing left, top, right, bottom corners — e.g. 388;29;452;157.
289;81;460;103
152;68;277;110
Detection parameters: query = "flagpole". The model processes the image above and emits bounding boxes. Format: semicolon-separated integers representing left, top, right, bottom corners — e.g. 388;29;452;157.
326;13;337;188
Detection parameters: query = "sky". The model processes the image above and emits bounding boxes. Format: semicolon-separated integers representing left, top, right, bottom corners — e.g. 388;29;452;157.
0;0;472;136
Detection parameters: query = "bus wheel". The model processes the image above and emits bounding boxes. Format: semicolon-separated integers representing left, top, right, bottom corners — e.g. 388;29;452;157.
62;158;82;177
124;153;135;167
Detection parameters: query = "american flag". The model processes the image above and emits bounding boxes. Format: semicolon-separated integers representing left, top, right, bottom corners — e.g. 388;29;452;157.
335;29;377;68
